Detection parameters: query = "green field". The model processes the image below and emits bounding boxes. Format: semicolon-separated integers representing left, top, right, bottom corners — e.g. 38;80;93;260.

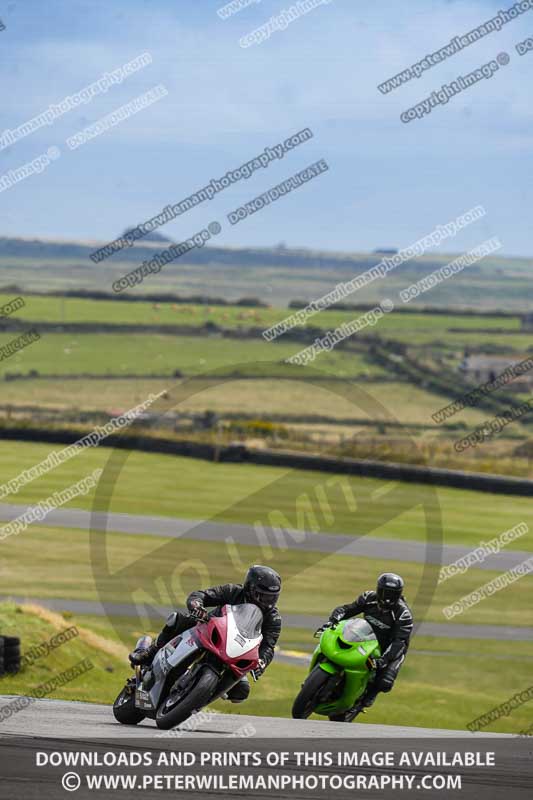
0;331;388;379
1;520;532;627
0;292;521;330
2;292;529;350
0;375;496;429
1;443;531;549
1;291;530;446
1;292;531;470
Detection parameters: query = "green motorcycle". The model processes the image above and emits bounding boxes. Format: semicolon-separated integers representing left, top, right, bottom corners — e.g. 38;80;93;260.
292;617;381;722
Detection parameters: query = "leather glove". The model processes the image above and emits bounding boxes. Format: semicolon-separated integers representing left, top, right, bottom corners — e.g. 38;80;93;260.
128;643;157;668
329;609;344;624
189;601;209;622
251;658;267;681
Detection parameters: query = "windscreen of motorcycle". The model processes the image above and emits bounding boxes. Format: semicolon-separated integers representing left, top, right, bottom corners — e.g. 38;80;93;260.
231;603;263;636
341;618;377;642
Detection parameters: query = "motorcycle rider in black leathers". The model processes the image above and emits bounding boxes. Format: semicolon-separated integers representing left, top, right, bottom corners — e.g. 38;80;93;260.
328;573;413;720
129;565;282;704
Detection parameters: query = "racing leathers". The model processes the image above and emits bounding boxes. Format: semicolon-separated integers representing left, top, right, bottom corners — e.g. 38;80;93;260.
330;590;413;704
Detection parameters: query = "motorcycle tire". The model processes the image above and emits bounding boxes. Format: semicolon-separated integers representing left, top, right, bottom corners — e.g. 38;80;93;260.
2;637;20;648
5;654;20;674
155;667;219;730
112;686;146;725
292;665;333;719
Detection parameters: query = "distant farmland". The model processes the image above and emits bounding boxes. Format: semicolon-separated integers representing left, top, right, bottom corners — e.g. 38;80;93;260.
0;235;532;310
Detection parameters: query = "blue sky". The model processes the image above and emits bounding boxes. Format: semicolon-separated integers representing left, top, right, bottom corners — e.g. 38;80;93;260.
1;0;532;256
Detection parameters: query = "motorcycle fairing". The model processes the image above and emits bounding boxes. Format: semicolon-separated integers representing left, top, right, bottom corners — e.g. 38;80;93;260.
307;619;382;714
138;629;201;712
194;605;263;678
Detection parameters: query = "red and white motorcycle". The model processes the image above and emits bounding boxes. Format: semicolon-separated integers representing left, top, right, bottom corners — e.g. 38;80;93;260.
113;603;263;729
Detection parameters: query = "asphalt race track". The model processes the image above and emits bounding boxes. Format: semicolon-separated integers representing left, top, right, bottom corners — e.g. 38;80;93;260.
0;503;530;572
2;503;533;642
0;696;510;739
2;593;533;642
2;699;530;799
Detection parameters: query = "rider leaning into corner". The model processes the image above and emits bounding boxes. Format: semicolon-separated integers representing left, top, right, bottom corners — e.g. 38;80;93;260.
328;572;413;721
129;565;282;704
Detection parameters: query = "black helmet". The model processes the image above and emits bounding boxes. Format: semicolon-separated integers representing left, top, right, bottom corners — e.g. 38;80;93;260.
376;573;404;608
244;565;281;610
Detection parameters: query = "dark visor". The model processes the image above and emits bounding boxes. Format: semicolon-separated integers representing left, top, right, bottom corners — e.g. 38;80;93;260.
379;586;400;602
253;588;279;606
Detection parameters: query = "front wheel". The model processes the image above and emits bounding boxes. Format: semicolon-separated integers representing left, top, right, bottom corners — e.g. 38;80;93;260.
113;686;145;725
292;665;333;719
156;668;219;730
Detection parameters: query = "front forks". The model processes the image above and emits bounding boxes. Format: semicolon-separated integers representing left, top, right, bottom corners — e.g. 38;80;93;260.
208;669;243;704
319;669;345;703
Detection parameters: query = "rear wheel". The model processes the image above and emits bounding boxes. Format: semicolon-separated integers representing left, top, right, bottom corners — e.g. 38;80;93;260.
156;668;219;730
113;686;146;725
292;666;334;719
